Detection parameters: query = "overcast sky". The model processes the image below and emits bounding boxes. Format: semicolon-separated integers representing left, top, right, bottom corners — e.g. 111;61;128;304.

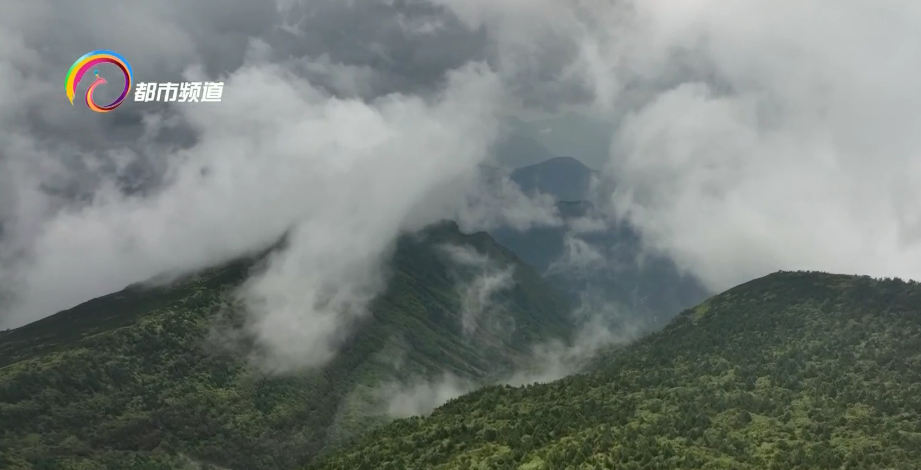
2;0;920;367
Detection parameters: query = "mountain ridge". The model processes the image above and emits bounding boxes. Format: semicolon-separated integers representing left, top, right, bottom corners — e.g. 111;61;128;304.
0;221;575;470
312;270;921;470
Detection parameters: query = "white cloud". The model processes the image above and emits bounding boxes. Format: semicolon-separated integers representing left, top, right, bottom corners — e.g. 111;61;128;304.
0;53;508;371
442;244;515;335
380;373;474;418
4;0;921;376
567;215;607;235
597;1;921;290
505;299;643;386
455;174;562;232
432;0;921;291
546;235;607;276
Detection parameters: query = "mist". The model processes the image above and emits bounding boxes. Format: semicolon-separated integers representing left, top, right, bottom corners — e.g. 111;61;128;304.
380;373;475;418
441;244;516;335
363;293;647;420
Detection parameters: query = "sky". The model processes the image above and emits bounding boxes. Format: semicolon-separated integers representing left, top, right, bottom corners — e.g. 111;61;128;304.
2;0;921;368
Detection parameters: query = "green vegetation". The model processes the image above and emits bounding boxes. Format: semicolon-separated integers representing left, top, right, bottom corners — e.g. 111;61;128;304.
313;272;921;470
0;222;573;470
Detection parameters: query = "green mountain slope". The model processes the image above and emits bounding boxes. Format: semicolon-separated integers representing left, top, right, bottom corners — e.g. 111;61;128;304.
313;271;921;470
0;222;573;470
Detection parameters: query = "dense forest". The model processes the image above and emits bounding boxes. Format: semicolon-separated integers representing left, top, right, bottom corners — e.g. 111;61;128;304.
312;272;921;470
0;222;573;470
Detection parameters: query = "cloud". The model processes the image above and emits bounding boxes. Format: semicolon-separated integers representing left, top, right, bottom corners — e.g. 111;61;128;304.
546;235;607;276
442;244;515;335
2;16;506;356
432;0;921;292
379;372;475;418
593;1;921;291
0;0;563;377
567;214;607;235
506;298;643;386
4;0;921;377
0;0;571;334
358;292;644;418
7;60;508;377
404;165;563;234
455;173;562;232
364;310;638;419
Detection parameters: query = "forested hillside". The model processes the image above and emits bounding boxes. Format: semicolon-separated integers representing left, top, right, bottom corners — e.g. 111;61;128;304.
314;272;921;470
0;222;574;470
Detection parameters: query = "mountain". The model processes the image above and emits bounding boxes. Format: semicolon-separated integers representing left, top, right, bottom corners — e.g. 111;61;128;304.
509;156;596;202
509;113;614;170
0;222;574;470
313;272;921;470
490;200;709;328
491;133;561;169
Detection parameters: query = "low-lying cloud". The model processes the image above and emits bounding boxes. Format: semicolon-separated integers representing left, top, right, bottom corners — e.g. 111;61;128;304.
546;235;608;277
505;293;646;386
442;244;515;335
1;59;503;334
371;296;646;419
380;372;475;418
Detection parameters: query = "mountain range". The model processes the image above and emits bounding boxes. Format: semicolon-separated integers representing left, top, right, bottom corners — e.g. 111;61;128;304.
0;141;713;470
3;139;914;470
313;272;921;470
0;222;574;470
4;229;921;469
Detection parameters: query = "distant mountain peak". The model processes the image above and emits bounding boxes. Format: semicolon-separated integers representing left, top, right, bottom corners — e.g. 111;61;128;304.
536;155;593;169
510;156;596;202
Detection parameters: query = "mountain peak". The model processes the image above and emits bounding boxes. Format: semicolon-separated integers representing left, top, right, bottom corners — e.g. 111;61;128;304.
510;156;595;202
533;155;593;170
315;269;921;470
663;270;921;337
0;221;575;469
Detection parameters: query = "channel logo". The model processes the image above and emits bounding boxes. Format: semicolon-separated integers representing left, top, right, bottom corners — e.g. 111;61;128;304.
65;50;133;113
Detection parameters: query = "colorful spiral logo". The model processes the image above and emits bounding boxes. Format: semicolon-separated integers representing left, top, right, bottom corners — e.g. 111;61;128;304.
65;50;133;113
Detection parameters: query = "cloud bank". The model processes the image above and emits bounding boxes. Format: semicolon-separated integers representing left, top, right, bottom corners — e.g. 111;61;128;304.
430;0;921;292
